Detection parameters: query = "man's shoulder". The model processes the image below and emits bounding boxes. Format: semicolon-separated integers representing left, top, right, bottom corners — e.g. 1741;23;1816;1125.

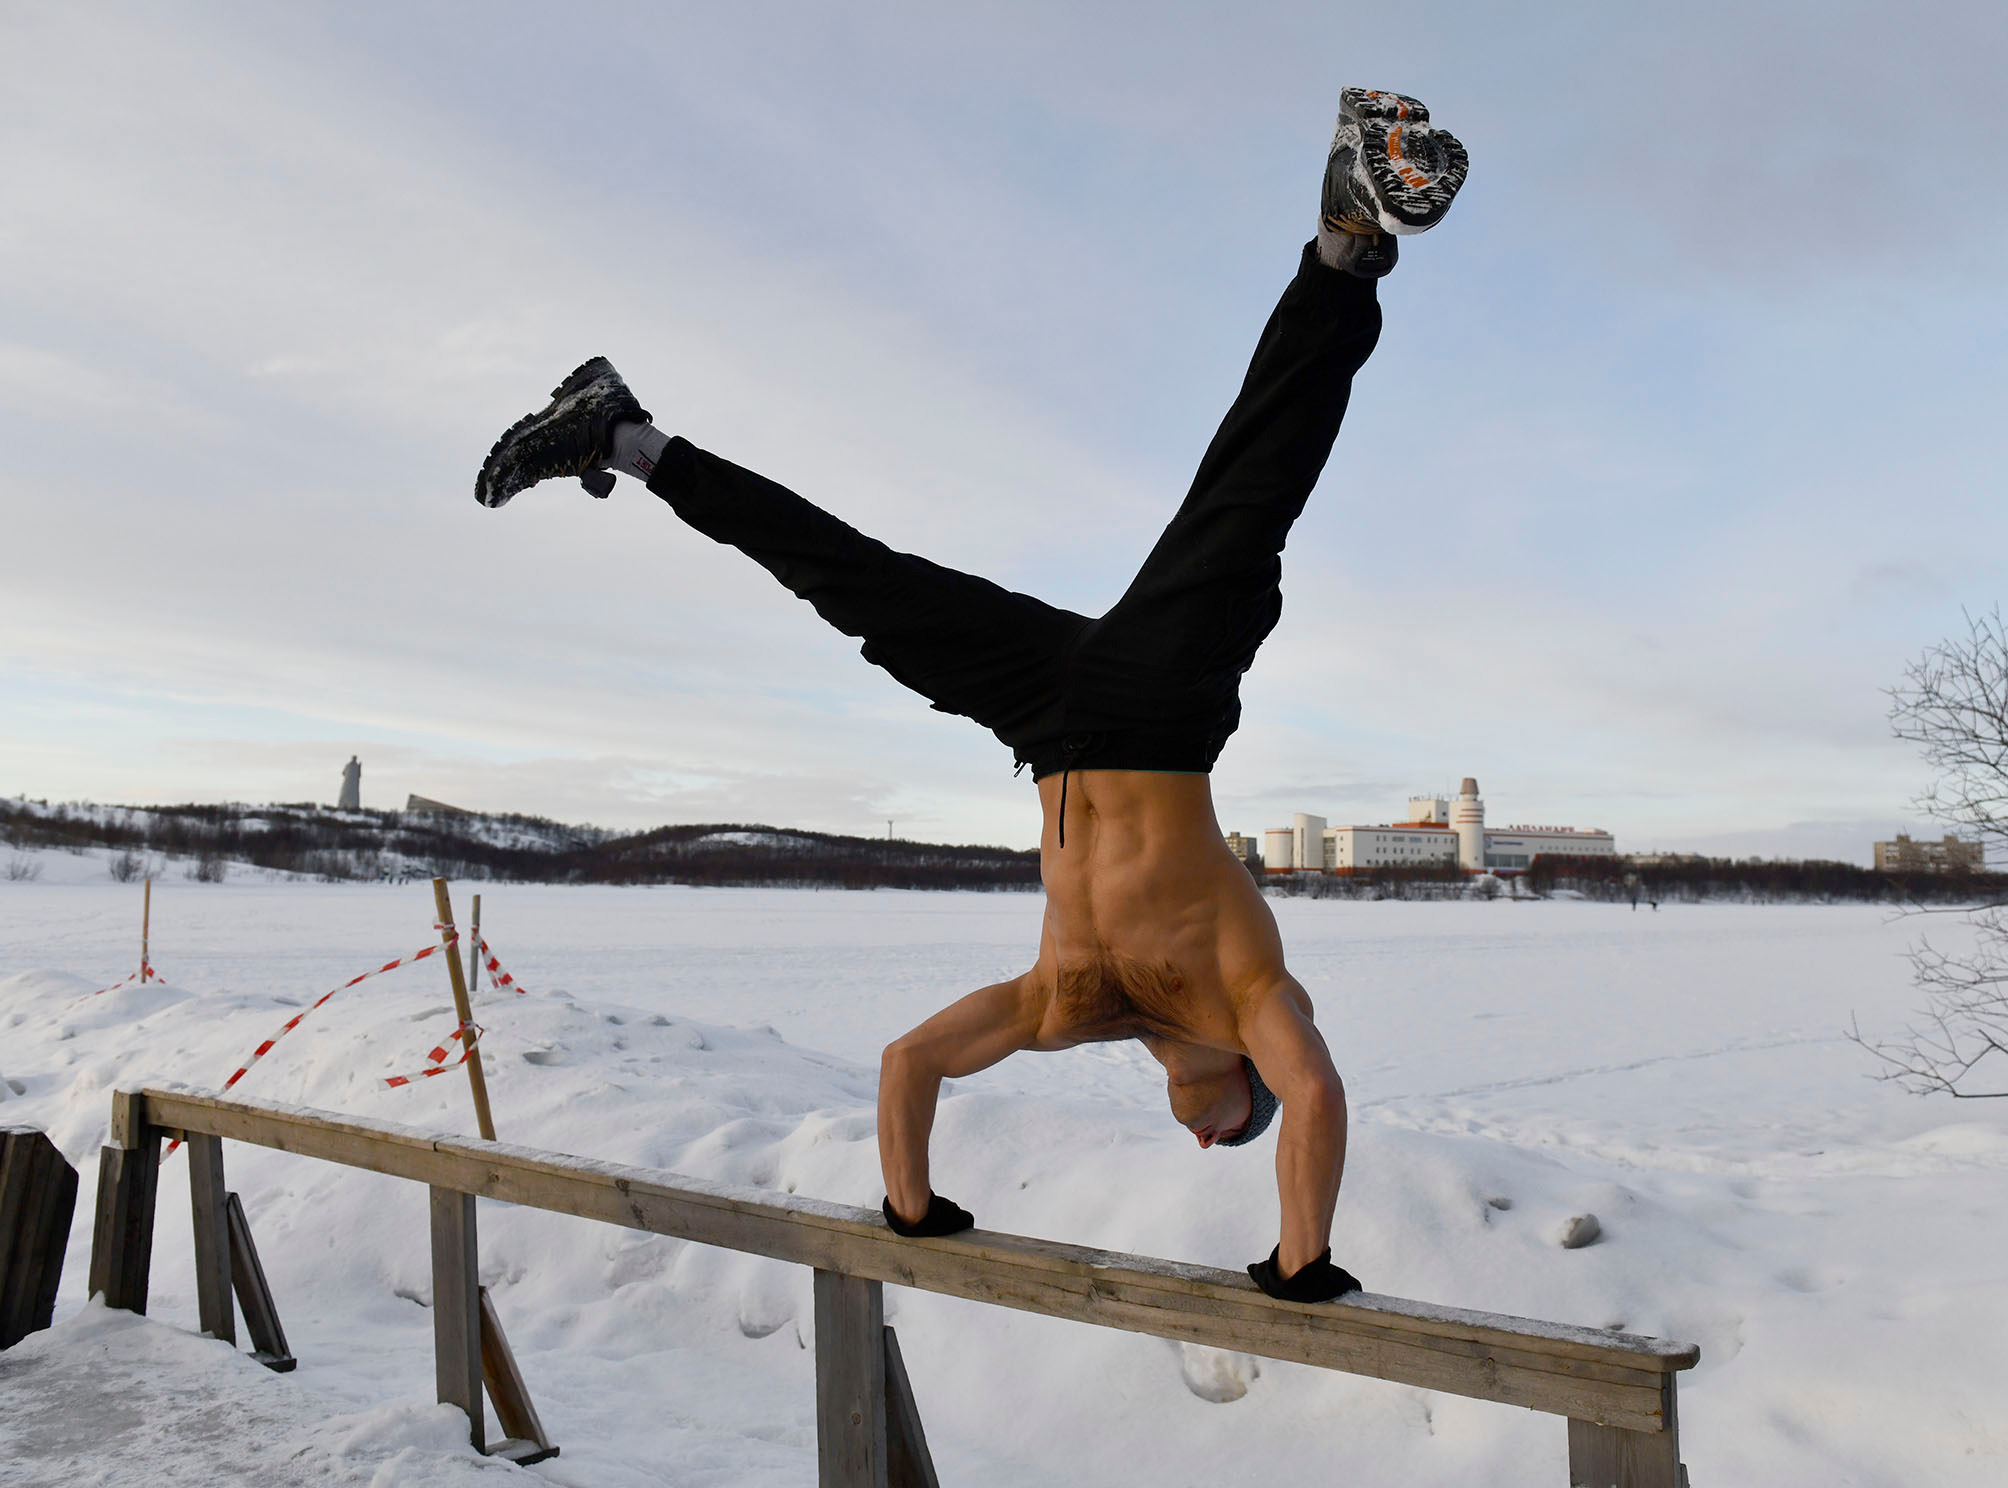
1230;972;1316;1028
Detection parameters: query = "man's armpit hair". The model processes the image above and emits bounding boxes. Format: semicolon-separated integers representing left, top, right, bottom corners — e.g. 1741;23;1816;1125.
1055;953;1186;1042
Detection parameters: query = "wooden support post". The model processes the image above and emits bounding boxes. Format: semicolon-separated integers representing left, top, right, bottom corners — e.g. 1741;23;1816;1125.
882;1326;939;1488
185;1132;235;1345
814;1269;888;1488
88;1092;160;1313
468;894;481;998
430;1185;485;1452
479;1285;557;1464
1;1127;80;1349
225;1192;294;1371
1569;1378;1685;1488
431;879;496;1142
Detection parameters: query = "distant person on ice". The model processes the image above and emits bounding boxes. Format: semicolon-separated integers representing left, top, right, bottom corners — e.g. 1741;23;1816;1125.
477;91;1466;1303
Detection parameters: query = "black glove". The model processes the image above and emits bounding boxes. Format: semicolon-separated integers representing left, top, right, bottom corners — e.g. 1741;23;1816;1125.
1248;1245;1361;1302
882;1193;975;1238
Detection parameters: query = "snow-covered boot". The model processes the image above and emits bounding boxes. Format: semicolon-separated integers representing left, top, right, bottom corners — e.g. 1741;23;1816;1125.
475;357;651;508
1322;88;1468;238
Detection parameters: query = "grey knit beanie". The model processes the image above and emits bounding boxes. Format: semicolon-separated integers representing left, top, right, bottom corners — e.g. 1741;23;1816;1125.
1215;1057;1279;1147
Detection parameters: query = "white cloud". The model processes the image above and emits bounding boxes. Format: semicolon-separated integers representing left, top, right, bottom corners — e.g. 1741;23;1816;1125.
2;2;2001;853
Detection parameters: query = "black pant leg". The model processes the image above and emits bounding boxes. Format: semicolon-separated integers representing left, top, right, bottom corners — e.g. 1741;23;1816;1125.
647;439;1083;750
1064;244;1382;747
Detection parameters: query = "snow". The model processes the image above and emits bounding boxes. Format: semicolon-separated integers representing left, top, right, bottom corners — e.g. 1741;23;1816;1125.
2;863;2005;1485
684;830;820;852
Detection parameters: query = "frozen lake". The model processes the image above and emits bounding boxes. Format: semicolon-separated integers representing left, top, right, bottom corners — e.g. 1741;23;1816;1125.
3;869;2004;1485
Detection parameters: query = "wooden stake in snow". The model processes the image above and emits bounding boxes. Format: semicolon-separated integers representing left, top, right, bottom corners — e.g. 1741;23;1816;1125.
141;878;152;982
468;894;482;999
431;880;497;1142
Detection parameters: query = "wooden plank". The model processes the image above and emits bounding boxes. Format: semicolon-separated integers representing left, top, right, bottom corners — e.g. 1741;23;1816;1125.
87;1117;161;1315
814;1270;887;1488
1570;1379;1683;1487
22;1137;79;1347
109;1089;149;1151
140;1087;1698;1429
225;1192;294;1372
0;1128;40;1343
185;1133;235;1345
478;1285;556;1464
1;1130;79;1350
882;1326;939;1488
430;1186;485;1453
0;1128;35;1293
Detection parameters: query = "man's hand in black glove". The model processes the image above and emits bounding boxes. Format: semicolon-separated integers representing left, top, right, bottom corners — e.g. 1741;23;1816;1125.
881;1193;975;1238
1247;1245;1361;1302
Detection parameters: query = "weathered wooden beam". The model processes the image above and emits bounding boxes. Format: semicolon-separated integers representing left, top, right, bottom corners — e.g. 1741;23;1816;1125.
882;1326;939;1488
0;1128;37;1291
186;1133;235;1346
815;1270;888;1488
140;1087;1698;1432
109;1088;150;1151
1570;1380;1685;1487
1;1127;79;1349
430;1186;485;1453
88;1094;161;1314
225;1192;294;1372
479;1286;556;1465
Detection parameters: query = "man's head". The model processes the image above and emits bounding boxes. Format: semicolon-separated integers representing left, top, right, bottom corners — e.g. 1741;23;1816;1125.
1169;1058;1279;1149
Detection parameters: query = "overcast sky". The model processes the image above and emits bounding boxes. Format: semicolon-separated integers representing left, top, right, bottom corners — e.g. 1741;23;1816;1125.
3;2;2004;861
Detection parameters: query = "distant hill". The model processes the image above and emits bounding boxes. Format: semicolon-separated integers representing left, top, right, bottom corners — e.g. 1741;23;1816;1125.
0;798;1041;892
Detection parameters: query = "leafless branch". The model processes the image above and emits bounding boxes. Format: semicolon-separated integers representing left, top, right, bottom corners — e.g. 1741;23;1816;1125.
1857;614;2008;1096
1850;912;2008;1098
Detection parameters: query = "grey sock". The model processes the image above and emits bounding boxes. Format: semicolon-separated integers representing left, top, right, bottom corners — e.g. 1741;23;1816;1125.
1316;223;1396;279
608;420;670;483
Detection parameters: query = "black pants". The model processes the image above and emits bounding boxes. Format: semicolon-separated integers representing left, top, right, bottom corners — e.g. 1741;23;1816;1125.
646;243;1382;780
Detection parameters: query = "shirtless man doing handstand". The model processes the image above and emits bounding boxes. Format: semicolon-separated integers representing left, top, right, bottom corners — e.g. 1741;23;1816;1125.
477;89;1466;1302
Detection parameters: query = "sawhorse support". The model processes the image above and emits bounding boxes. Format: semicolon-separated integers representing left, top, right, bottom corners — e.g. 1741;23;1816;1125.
184;1131;295;1370
428;1186;558;1465
1569;1384;1689;1488
814;1269;939;1488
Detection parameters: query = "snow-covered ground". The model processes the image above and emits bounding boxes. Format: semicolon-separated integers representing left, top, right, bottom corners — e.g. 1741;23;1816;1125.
2;848;2005;1485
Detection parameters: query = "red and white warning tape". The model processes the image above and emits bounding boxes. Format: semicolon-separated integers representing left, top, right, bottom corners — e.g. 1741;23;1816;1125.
475;937;527;995
380;937;529;1088
383;1021;481;1087
218;932;454;1098
63;960;160;1011
162;930;457;1159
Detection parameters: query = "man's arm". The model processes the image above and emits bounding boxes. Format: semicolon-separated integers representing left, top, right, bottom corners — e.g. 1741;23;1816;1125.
878;973;1046;1228
1237;985;1349;1278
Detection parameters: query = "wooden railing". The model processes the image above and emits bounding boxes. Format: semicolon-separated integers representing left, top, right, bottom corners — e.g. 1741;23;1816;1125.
90;1086;1698;1487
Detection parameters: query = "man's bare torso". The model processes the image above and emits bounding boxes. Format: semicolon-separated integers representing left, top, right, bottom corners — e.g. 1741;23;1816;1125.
1027;770;1309;1071
876;768;1348;1267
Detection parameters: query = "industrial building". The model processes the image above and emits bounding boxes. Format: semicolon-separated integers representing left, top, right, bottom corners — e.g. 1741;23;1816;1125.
1245;779;1616;875
1224;832;1262;867
1873;834;1984;873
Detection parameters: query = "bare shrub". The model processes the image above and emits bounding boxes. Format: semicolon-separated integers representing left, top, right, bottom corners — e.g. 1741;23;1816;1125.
1852;608;2008;1098
107;848;144;883
5;854;42;882
1850;913;2008;1098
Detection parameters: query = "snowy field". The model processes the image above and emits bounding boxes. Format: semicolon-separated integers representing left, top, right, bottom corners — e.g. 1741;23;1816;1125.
2;849;2005;1486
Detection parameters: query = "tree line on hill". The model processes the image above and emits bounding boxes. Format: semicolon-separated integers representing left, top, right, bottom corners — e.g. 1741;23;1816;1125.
1251;853;2002;904
1521;853;2004;905
0;799;1041;892
8;796;2000;903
